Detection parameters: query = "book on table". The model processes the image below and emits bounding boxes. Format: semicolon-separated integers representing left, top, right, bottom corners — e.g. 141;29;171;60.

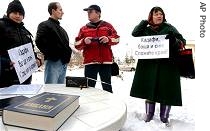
2;92;80;131
0;95;29;116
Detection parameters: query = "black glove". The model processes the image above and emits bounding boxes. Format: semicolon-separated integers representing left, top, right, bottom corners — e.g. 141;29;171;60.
165;31;180;57
143;20;149;26
165;31;176;43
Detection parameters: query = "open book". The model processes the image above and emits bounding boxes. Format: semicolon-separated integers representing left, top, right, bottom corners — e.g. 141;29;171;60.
0;84;43;100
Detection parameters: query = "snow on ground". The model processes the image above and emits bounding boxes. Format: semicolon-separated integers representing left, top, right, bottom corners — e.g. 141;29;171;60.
32;68;195;131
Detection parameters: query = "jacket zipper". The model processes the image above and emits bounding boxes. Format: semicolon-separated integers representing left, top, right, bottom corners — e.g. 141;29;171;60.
17;27;23;45
96;26;103;64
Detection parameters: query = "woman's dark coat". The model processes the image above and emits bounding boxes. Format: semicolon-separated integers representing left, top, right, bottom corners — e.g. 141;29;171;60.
130;20;186;106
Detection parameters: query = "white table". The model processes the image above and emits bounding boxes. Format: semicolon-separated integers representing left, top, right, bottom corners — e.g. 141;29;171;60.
0;84;127;131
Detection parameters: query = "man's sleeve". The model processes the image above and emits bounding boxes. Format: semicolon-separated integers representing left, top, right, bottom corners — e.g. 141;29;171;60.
35;23;49;54
106;23;120;46
74;28;85;50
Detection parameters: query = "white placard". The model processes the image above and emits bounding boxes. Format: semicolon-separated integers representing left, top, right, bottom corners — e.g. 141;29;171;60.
8;43;38;83
133;35;169;59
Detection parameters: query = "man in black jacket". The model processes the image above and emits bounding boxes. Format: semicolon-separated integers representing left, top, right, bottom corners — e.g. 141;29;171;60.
35;2;72;84
0;0;41;88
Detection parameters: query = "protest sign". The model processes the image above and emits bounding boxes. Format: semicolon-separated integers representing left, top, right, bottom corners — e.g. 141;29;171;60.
133;35;169;59
8;43;38;83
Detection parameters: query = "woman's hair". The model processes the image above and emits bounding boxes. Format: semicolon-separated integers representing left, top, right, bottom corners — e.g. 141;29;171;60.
148;6;166;24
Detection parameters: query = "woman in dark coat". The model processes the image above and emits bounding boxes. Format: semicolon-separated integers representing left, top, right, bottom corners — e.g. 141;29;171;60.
130;6;186;124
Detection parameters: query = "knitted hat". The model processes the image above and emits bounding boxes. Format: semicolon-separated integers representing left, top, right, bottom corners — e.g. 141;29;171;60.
7;0;25;16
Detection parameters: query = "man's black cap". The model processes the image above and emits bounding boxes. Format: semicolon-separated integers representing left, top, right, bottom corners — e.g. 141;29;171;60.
83;5;101;12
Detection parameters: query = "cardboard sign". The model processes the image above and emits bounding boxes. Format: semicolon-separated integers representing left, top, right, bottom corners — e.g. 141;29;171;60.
8;43;38;83
133;35;169;59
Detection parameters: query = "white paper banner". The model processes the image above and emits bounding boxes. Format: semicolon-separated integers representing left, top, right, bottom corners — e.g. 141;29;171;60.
133;35;169;59
8;43;38;83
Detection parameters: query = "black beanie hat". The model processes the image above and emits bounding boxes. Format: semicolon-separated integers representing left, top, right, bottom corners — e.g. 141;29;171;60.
7;0;25;17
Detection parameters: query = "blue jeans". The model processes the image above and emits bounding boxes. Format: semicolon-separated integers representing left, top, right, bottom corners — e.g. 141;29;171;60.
85;64;113;93
44;60;67;84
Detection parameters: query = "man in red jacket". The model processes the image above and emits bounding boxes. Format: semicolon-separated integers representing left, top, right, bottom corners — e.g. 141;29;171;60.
75;5;120;93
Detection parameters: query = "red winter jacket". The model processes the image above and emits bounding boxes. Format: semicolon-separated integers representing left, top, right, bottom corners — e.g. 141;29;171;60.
75;20;119;65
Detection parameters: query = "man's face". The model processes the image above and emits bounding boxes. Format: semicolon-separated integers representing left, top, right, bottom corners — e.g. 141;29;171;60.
52;3;64;20
8;12;24;23
87;10;100;22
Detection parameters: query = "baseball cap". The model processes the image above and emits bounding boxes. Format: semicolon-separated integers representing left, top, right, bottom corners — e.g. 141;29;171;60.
83;5;101;12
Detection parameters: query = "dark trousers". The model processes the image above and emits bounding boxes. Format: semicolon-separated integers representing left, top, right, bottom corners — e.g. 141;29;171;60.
85;64;113;93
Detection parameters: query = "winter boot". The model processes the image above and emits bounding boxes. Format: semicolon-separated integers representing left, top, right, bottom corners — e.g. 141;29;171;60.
160;104;171;124
145;101;156;122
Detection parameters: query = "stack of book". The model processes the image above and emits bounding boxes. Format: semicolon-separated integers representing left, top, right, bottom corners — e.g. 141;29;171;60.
0;84;43;116
2;92;80;131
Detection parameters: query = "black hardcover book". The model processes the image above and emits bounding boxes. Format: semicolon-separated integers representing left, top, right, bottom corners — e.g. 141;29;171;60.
2;92;80;131
0;96;29;115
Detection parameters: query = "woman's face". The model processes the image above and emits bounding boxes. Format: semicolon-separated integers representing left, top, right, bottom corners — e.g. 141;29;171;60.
8;12;24;23
152;11;163;25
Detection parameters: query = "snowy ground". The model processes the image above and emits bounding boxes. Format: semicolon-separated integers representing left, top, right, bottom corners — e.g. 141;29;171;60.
32;68;195;131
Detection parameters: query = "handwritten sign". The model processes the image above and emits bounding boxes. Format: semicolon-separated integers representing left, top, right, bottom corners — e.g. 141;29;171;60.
133;35;169;59
8;43;38;83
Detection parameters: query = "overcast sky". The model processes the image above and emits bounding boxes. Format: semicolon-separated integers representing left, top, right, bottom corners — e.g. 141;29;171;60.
1;0;197;39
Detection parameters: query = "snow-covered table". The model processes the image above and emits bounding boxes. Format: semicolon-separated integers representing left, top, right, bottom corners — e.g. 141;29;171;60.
0;84;127;131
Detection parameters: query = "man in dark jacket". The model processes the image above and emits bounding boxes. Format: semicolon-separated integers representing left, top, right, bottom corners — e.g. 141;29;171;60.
35;2;72;84
0;0;41;88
